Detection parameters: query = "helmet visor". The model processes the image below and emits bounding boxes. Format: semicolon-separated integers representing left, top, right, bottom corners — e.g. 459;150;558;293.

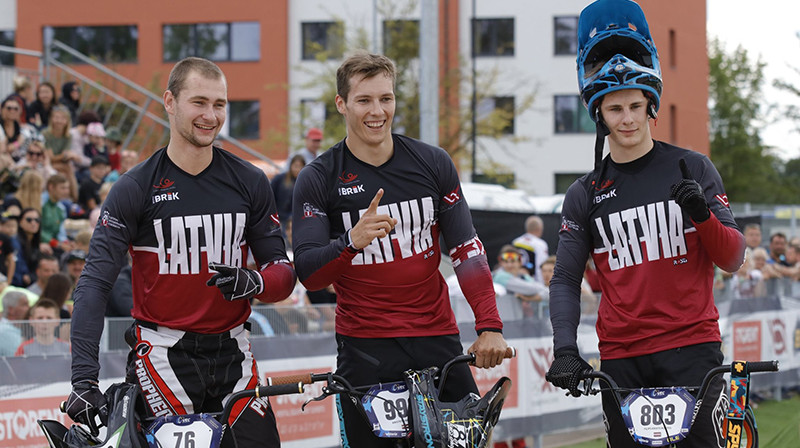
582;31;655;79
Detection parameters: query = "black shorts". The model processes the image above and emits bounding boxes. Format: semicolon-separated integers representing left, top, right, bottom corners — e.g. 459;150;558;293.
335;333;477;448
125;321;280;448
599;342;727;448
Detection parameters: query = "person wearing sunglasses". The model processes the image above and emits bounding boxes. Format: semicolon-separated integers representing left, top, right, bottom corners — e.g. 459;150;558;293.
492;245;547;320
1;98;29;158
15;136;56;181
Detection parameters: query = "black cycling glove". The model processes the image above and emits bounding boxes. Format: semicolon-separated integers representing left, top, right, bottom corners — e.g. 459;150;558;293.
207;262;264;301
670;158;710;223
546;347;592;397
65;380;108;435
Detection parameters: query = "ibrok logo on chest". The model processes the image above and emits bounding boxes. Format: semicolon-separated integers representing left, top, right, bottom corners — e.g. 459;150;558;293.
338;170;365;196
152;177;181;204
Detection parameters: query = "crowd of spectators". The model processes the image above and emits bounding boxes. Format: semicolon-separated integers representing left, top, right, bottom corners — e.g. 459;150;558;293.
0;75;138;357
0;100;336;353
718;223;800;299
482;215;599;323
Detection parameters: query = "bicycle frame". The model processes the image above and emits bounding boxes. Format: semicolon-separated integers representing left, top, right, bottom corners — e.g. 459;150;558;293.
577;360;778;448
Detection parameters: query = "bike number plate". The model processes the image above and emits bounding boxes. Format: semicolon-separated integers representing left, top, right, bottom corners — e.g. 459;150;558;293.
620;388;696;447
146;414;225;448
360;381;411;438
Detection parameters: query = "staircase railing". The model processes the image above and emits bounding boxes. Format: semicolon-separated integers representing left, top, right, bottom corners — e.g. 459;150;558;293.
1;40;278;168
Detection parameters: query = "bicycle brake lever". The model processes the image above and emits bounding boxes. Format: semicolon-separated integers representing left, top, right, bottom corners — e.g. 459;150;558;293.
301;390;331;411
301;373;352;411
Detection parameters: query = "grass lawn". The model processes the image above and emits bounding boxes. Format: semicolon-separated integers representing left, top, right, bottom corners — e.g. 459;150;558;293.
557;395;800;448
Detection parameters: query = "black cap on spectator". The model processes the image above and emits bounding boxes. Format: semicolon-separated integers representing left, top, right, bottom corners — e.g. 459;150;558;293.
90;156;110;167
66;250;87;263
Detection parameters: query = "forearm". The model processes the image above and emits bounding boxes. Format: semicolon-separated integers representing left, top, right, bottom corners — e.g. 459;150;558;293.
295;235;357;291
452;240;502;333
695;212;746;273
71;276;114;383
254;261;297;303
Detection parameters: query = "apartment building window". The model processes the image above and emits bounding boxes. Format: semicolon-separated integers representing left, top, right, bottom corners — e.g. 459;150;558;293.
554;95;594;134
383;19;419;60
669;29;677;68
472;18;514;57
554;16;578;55
163;22;260;62
228;101;260;140
555;173;585;194
478;96;515;135
0;31;14;65
46;26;138;63
300;99;326;136
302;22;344;60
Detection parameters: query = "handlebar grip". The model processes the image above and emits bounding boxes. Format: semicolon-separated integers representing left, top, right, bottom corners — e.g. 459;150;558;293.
505;346;516;359
60;401;67;413
255;382;305;397
744;360;779;372
266;373;313;385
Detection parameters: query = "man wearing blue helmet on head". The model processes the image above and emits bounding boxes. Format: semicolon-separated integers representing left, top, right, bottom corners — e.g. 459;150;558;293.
545;1;745;447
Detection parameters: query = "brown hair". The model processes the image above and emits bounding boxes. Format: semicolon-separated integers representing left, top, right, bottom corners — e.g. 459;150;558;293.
40;273;74;309
29;297;60;317
167;57;226;99
336;51;396;102
47;105;72;137
46;173;68;189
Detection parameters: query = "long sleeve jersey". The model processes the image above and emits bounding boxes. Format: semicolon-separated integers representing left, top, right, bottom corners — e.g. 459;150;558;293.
292;135;502;338
71;147;295;382
550;141;745;360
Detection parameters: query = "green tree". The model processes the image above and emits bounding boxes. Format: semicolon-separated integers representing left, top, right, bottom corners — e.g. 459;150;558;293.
773;32;800;136
771;31;800;196
290;0;536;179
708;39;795;203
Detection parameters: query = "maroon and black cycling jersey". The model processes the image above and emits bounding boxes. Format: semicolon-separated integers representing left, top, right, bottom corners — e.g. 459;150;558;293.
292;134;501;338
71;147;294;382
550;141;745;360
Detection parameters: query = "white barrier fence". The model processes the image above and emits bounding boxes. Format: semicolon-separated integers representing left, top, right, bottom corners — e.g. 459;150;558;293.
1;296;799;447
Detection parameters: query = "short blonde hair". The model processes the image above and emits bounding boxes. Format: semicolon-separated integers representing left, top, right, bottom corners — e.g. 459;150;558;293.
13;76;32;93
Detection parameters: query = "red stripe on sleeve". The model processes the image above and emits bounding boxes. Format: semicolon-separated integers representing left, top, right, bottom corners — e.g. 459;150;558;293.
694;213;746;273
254;261;298;303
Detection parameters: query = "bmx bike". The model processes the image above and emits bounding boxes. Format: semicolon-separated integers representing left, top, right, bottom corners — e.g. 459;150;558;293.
575;360;779;448
38;347;516;448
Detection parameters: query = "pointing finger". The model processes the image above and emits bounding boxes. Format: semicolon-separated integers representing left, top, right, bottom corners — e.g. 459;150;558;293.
679;158;692;180
365;188;384;215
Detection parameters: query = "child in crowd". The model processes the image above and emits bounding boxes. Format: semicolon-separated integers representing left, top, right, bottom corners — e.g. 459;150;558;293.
14;298;70;356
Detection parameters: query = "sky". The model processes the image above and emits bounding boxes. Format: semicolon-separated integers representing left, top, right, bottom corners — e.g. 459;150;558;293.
706;0;800;160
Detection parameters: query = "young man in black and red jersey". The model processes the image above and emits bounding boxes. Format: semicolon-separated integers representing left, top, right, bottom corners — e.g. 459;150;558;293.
545;1;745;448
65;57;295;448
292;51;510;447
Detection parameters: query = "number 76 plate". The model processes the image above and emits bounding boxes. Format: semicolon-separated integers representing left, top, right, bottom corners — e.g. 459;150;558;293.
360;381;411;438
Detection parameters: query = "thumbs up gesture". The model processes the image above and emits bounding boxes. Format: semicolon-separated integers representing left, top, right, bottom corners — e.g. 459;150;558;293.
670;158;710;223
349;188;398;250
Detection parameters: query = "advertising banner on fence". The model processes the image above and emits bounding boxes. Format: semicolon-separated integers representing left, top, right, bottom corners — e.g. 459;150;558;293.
2;303;799;448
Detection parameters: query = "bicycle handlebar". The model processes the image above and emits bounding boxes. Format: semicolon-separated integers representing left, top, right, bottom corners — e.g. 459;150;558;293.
577;360;780;401
263;346;517;388
61;347;518;433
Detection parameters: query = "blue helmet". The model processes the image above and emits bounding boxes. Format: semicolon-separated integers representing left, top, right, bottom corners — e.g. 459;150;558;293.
577;0;662;122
